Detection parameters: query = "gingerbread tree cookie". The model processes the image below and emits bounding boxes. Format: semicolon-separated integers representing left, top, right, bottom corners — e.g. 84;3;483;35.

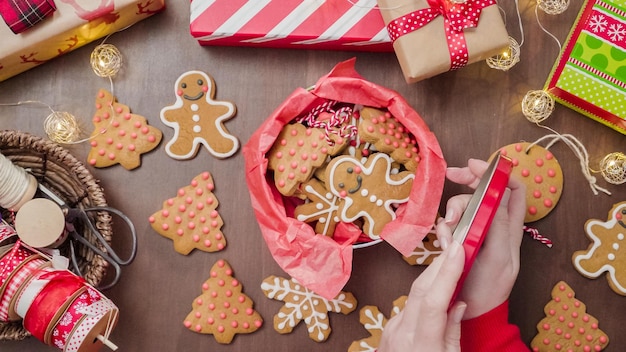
149;171;226;254
358;107;420;172
531;281;609;352
348;296;407;352
184;259;263;344
161;70;239;159
260;275;357;342
267;123;348;197
573;201;626;295
87;89;162;170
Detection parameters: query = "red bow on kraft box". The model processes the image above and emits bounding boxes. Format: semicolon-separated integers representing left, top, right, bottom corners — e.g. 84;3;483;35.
243;58;446;299
0;0;56;34
378;0;509;83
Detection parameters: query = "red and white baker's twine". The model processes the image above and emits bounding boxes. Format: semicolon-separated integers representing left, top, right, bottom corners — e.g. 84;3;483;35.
523;225;553;248
386;0;496;70
297;100;357;144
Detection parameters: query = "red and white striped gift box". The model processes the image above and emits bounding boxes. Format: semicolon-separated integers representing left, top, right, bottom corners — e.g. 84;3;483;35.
190;0;393;52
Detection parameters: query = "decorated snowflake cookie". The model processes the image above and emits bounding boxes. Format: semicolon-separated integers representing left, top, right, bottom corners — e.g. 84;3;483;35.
348;296;407;352
572;201;626;295
260;275;357;342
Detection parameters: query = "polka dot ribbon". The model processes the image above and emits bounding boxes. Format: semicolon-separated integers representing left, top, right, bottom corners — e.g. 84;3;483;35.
386;0;497;70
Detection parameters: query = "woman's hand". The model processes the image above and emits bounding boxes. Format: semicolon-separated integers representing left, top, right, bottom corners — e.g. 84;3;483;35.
378;241;468;352
440;158;526;319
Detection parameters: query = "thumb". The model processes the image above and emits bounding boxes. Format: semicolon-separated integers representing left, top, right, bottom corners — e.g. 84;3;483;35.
445;301;467;352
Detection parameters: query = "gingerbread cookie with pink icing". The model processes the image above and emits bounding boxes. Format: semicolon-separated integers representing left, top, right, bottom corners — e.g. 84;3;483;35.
325;153;415;240
184;259;263;344
573;201;626;296
358;107;420;172
161;71;239;159
267;123;348;197
87;89;162;170
149;171;226;254
493;142;563;222
531;281;609;351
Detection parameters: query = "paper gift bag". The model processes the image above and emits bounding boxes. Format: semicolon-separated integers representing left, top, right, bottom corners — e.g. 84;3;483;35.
0;0;165;82
377;0;509;83
190;0;393;52
545;0;626;135
243;58;446;299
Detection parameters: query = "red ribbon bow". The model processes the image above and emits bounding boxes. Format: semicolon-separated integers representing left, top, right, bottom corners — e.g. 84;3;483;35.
386;0;496;70
0;0;56;34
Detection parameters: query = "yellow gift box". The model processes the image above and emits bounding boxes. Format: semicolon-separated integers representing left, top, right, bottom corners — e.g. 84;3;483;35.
377;0;509;83
0;0;165;82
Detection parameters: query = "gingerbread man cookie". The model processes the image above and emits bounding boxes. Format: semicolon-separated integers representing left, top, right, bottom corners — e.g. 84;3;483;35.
493;143;564;222
87;89;162;170
325;153;415;240
573;201;626;295
161;71;239;159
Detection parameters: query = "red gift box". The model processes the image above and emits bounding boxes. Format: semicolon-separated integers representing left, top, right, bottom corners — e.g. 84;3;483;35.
190;0;393;52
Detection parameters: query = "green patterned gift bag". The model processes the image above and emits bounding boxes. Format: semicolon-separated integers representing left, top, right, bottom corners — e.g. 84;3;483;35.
545;0;626;134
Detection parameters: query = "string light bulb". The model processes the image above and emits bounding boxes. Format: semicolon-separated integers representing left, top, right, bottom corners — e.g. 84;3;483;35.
537;0;570;14
486;36;521;71
43;111;82;144
599;152;626;185
90;44;122;78
522;90;555;123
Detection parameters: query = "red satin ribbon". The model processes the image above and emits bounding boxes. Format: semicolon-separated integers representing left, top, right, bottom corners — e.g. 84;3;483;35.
0;0;56;34
386;0;497;70
23;271;85;342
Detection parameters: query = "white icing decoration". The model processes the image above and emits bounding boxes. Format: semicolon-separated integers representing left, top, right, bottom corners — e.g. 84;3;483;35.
608;253;616;260
193;125;201;133
376;200;383;206
319;218;326;224
296;184;340;236
316;203;323;210
192;114;200;122
573;203;626;294
361;189;369;197
369;195;377;203
613;243;619;250
327;153;415;239
191;104;199;111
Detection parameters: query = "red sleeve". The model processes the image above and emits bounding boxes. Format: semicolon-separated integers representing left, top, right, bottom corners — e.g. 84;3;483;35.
461;300;530;352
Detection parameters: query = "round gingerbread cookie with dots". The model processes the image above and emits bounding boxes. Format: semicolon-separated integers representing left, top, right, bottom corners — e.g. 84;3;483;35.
493;142;563;222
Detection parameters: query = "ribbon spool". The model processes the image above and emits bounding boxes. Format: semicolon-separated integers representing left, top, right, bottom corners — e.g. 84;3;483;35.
600;152;626;185
14;198;67;249
0;152;37;211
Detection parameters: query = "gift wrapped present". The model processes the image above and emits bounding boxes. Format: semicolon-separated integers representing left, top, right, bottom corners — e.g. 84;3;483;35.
545;0;626;135
190;0;393;52
0;0;165;82
377;0;509;83
243;58;446;299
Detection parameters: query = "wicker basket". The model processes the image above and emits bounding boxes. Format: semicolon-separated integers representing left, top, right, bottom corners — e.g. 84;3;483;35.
0;130;112;341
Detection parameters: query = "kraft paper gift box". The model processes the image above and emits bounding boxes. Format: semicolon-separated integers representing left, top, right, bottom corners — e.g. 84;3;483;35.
377;0;509;83
545;0;626;135
0;0;165;82
190;0;393;52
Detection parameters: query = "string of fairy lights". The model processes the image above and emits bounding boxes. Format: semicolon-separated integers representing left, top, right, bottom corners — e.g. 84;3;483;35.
485;0;625;185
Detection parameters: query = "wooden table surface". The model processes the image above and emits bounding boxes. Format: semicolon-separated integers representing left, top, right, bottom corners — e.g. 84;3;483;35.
1;0;625;350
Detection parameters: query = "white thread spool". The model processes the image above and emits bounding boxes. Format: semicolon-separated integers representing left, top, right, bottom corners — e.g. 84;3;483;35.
14;198;67;248
0;153;37;211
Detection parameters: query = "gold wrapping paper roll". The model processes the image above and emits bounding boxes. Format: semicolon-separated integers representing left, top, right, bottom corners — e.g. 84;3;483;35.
377;0;510;83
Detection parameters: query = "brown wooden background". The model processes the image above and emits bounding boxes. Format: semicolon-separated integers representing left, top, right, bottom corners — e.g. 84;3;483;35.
1;0;625;350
